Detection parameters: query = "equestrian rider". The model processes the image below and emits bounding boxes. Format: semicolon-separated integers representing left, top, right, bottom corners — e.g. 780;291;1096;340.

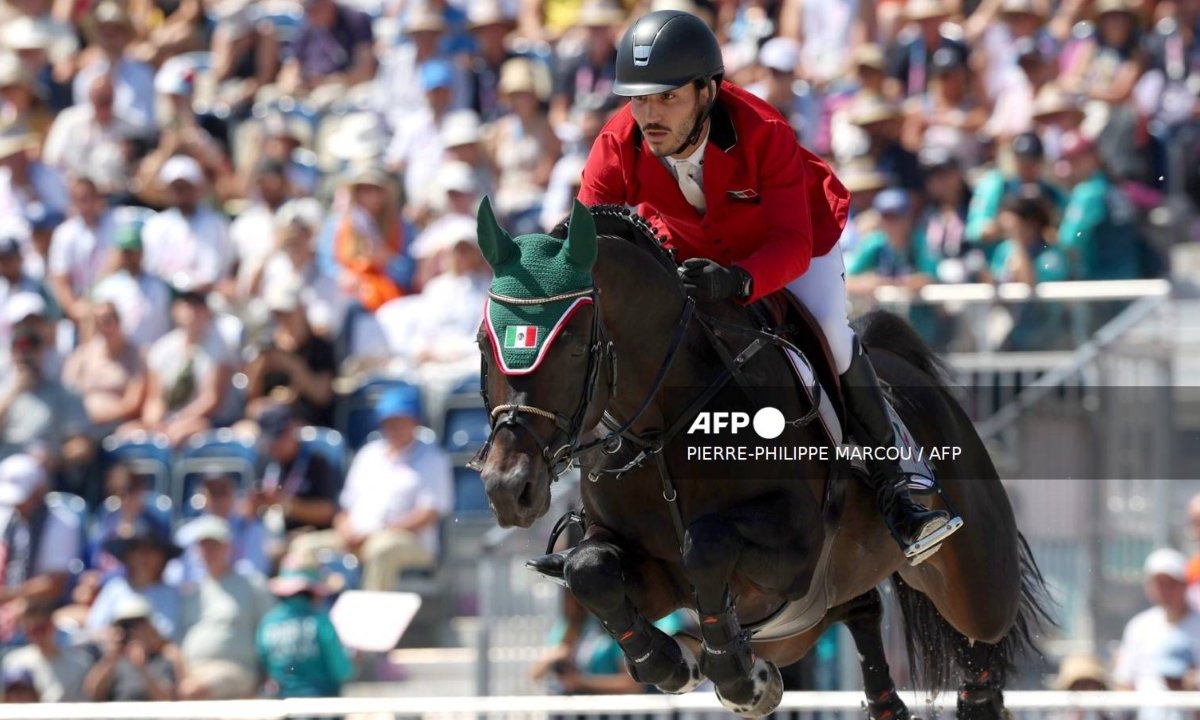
531;10;962;571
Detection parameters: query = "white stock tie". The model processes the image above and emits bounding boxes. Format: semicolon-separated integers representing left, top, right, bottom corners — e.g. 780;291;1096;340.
674;159;707;213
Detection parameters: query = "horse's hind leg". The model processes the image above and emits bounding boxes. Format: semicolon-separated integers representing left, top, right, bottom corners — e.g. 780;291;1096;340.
953;636;1011;720
564;529;703;694
838;589;912;720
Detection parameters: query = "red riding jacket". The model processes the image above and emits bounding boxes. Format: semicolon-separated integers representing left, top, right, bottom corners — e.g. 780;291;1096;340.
577;82;850;304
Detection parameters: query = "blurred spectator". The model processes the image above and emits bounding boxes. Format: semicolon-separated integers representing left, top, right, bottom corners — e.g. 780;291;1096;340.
0;321;93;470
914;147;984;284
127;0;205;67
1056;131;1144;280
439;109;496;204
21;202;66;285
178;515;272;700
373;8;454;131
333;163;409;312
83;594;181;701
0;601;90;702
90;221;173;351
384;59;462;212
239;113;319;200
550;2;622;126
257;564;352;698
885;0;969;99
232;159;294;302
0;288;59;377
1;666;38;702
846;95;923;192
171;472;271;585
747;37;819;144
86;518;183;642
119;289;236;448
60;300;147;442
0;123;67;221
86;463;169;574
245;404;339;534
984;35;1054;143
46;174;114;325
1030;83;1087;160
1060;0;1144;109
540;154;587;233
965;131;1065;253
0;51;50;140
0;232;50;326
140;156;234;297
1049;655;1113;720
291;385;452;592
1114;549;1200;703
0;456;82;632
462;0;519;122
847;189;935;292
488;57;561;234
906;47;987;168
72;1;156;138
279;0;376;101
208;3;280;117
259;200;344;338
243;281;336;427
987;186;1065;282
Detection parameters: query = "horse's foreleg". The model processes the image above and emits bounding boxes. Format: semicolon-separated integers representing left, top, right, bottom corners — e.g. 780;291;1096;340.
683;513;784;718
564;532;703;694
953;636;1010;720
838;589;911;720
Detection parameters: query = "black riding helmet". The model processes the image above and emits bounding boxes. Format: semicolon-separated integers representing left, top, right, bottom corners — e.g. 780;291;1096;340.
614;10;724;152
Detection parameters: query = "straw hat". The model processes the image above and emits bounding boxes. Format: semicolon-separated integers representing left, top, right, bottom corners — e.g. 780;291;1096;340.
577;1;625;27
0;53;32;89
1030;83;1085;123
467;0;516;30
0;124;35;160
1094;0;1139;19
999;0;1046;19
405;7;447;34
848;96;903;127
84;0;135;43
906;0;952;21
341;161;394;190
1052;655;1109;690
853;44;886;72
0;16;54;52
498;57;550;100
839;160;889;194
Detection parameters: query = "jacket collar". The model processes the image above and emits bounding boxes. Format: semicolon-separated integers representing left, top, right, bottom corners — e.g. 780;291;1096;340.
708;93;736;152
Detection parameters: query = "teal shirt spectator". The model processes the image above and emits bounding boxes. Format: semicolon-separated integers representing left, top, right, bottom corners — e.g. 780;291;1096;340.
965;170;1067;257
1057;172;1142;280
257;595;352;698
989;239;1070;283
845;229;939;278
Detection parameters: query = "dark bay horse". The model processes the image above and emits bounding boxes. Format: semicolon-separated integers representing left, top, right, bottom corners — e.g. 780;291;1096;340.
474;201;1052;718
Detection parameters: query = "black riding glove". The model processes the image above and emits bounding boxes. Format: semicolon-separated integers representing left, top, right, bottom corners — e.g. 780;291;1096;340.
678;258;750;302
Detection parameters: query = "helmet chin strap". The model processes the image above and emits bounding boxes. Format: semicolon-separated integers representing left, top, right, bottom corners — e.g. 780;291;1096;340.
669;77;718;157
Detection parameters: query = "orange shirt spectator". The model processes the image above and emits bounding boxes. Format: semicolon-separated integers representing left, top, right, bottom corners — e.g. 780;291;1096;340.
333;164;407;312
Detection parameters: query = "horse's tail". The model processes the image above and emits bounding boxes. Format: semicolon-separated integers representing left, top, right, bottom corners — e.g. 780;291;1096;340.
891;532;1057;691
853;309;952;387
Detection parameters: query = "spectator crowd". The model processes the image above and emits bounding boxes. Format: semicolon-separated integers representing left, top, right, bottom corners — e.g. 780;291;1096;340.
0;0;1192;705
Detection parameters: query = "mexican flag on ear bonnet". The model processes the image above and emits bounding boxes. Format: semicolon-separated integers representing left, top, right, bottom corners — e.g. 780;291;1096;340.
479;198;598;375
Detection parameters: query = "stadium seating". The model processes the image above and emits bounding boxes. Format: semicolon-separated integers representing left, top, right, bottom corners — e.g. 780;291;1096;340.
298;426;348;494
99;432;174;497
335;377;424;450
174;429;259;517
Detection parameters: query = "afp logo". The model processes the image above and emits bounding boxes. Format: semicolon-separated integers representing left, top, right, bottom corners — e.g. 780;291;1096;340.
686;407;787;439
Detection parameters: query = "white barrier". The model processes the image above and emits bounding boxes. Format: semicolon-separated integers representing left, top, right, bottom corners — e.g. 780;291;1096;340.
5;692;1200;719
872;278;1172;304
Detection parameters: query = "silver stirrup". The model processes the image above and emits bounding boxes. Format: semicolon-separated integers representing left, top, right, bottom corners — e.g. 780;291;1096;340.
905;515;964;566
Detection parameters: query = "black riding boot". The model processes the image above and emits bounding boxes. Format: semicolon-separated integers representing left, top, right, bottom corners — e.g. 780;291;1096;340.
841;337;960;565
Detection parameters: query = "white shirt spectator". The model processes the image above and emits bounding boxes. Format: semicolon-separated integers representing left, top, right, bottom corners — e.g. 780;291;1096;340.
229;204;280;299
1;641;91;702
141;207;233;290
260;256;346;335
48;211;115;301
146;324;238;421
384;108;445;210
0;502;80;579
1113;606;1200;713
72;59;156;137
41;104;135;185
0;163;69;222
540;154;587;232
340;437;453;558
91;270;172;349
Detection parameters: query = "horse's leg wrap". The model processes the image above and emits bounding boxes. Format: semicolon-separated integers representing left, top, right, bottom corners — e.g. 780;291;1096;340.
837;590;910;720
605;610;699;692
957;668;1007;720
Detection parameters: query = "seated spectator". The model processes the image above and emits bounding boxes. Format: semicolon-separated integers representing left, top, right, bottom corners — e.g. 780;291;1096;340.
140;156;234;297
1;667;38;703
126;0;205;67
0;230;48;314
913;147;985;284
72;1;156;138
0;456;82;636
171;473;272;585
86;518;183;642
845;96;922;193
462;1;519;123
90;221;171;350
245;405;339;536
1051;654;1109;692
178;516;272;700
42;74;134;189
1;601;91;702
439;110;496;205
0;323;93;473
334;163;410;312
373;8;454;132
884;0;969;99
0;52;51;146
384;59;463;214
966;131;1066;255
240;114;320;200
278;0;376;101
291;386;452;592
208;4;280;117
488;58;561;235
61;300;147;439
244;282;336;427
746;37;819;144
1113;549;1200;702
83;594;181;701
1056;131;1144;280
0;123;67;221
846;189;936;293
21;203;67;285
46;174;115;325
119;289;236;448
87;463;169;574
987;189;1067;285
1059;0;1144;110
905;48;988;168
258;200;344;338
549;2;621;127
232;159;294;301
257;563;352;698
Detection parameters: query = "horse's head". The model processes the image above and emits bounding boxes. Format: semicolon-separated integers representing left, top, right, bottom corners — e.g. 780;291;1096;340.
473;199;615;528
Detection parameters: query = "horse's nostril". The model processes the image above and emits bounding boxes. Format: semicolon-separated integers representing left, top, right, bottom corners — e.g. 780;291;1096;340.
517;481;534;509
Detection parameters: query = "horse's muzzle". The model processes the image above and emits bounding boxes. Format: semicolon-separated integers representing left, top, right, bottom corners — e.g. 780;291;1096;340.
481;450;552;529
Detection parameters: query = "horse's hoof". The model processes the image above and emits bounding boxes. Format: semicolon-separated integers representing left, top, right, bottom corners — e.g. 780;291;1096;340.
656;634;705;695
715;657;783;718
866;688;911;720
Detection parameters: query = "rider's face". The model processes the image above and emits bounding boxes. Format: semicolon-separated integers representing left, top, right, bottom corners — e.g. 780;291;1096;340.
631;83;708;159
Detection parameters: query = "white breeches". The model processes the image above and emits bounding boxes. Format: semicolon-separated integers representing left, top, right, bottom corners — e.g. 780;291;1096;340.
784;250;855;374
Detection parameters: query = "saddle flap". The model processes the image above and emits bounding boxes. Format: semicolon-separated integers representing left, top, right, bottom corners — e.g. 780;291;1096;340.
752;291;845;429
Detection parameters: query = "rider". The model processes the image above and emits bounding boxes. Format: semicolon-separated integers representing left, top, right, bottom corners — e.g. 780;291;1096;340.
530;10;962;573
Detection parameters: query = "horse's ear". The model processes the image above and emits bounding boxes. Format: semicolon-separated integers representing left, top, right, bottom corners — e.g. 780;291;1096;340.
562;199;598;271
476;196;515;267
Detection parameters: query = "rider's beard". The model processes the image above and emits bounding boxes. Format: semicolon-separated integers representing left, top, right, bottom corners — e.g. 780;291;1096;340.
643;99;706;158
